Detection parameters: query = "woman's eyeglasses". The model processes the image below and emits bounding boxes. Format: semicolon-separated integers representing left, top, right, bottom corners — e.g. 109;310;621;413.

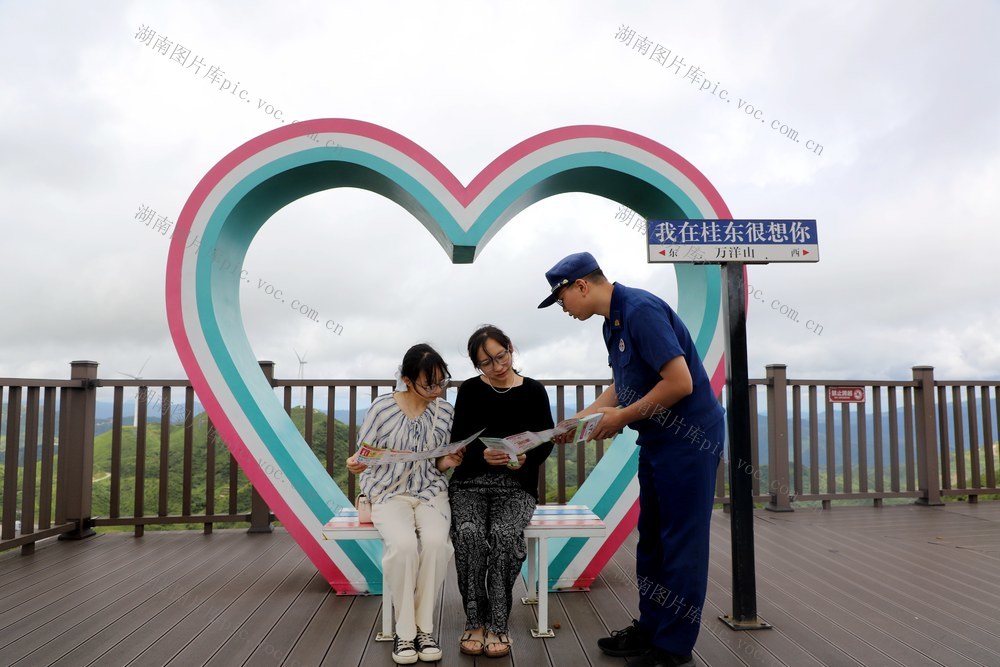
477;349;510;371
415;378;450;393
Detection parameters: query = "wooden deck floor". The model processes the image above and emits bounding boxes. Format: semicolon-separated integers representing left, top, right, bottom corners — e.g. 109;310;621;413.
2;502;999;667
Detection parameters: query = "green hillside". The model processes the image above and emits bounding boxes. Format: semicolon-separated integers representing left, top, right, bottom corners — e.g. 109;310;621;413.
91;407;352;529
89;412;599;523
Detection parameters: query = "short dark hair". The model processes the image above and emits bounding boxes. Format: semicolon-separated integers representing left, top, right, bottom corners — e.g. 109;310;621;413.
582;269;607;283
400;343;450;385
467;324;512;366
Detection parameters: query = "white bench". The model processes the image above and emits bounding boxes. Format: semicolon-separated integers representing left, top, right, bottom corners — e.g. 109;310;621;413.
322;503;605;639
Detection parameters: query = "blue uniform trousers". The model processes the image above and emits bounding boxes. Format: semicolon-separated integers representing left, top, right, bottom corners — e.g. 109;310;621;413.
636;419;723;654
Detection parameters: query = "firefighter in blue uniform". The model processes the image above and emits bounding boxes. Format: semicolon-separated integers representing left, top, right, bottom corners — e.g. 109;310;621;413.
539;252;724;667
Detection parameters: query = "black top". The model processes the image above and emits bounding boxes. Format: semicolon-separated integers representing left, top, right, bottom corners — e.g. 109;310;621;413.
450;375;555;499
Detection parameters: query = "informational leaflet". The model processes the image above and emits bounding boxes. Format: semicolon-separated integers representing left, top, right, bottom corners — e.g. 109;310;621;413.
355;428;485;465
479;413;604;461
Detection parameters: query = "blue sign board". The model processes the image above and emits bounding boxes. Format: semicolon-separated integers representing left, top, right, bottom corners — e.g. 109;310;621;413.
647;219;819;263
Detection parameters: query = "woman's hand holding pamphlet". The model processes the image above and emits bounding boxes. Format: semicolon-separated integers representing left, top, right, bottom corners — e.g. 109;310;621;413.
355;428;485;465
479;413;603;462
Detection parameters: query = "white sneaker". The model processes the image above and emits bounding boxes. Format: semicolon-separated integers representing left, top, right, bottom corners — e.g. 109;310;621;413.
392;634;418;664
415;630;442;662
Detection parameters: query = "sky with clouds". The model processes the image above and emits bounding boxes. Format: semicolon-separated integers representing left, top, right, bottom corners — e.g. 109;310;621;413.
1;0;998;389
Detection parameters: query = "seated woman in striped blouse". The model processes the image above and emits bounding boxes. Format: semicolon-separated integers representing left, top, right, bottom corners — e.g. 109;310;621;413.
346;343;465;665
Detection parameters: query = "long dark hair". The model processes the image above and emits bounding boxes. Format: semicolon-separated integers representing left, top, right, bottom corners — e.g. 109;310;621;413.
400;343;450;385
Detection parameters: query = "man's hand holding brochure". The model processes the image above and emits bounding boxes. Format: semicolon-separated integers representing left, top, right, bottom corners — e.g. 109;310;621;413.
479;413;604;461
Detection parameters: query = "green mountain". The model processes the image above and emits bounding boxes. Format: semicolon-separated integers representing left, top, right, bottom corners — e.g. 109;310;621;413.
90;407;352;526
88;406;593;523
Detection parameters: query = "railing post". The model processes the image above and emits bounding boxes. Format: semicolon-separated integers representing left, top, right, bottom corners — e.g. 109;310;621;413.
765;364;792;511
247;361;275;533
913;365;943;506
58;361;98;540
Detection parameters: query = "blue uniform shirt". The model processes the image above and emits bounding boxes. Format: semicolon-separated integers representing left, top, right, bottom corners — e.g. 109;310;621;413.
603;283;724;445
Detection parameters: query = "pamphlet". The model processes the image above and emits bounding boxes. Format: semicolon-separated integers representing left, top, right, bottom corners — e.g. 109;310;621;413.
355;428;485;465
479;413;604;462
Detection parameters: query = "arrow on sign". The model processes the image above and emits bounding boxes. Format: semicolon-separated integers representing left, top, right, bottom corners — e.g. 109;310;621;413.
659;249;667;256
802;250;810;255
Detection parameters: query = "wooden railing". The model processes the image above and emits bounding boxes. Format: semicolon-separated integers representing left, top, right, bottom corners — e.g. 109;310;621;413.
0;362;97;554
720;365;1000;510
3;362;998;554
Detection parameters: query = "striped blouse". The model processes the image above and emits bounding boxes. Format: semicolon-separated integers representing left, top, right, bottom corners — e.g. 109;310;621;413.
358;393;455;504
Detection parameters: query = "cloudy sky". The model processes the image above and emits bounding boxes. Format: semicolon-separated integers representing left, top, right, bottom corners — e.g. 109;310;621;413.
1;0;998;390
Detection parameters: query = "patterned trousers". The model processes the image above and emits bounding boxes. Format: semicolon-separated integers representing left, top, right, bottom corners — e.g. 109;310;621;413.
450;474;536;634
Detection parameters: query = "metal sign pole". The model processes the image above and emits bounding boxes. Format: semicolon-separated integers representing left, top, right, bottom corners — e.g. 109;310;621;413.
720;261;771;630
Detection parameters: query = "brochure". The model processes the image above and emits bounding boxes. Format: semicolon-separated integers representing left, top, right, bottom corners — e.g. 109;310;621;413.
479;413;604;462
355;428;485;465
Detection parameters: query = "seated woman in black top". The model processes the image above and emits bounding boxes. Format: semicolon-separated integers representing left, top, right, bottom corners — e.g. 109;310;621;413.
449;325;554;658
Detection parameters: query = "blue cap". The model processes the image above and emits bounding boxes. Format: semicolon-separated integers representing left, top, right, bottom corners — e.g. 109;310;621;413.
537;252;601;308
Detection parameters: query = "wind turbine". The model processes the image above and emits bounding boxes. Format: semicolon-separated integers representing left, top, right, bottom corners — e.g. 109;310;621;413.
117;357;150;428
294;349;308;408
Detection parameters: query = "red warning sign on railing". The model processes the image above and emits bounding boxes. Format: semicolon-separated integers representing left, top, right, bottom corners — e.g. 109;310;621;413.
828;386;865;403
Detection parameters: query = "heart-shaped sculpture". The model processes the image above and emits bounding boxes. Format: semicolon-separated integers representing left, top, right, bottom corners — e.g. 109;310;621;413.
166;119;730;594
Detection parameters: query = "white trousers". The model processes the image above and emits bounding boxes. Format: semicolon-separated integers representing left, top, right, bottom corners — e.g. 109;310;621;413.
371;492;453;640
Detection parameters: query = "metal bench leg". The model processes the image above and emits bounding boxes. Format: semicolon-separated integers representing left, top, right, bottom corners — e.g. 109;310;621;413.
521;535;538;605
530;536;555;637
377;567;394;641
